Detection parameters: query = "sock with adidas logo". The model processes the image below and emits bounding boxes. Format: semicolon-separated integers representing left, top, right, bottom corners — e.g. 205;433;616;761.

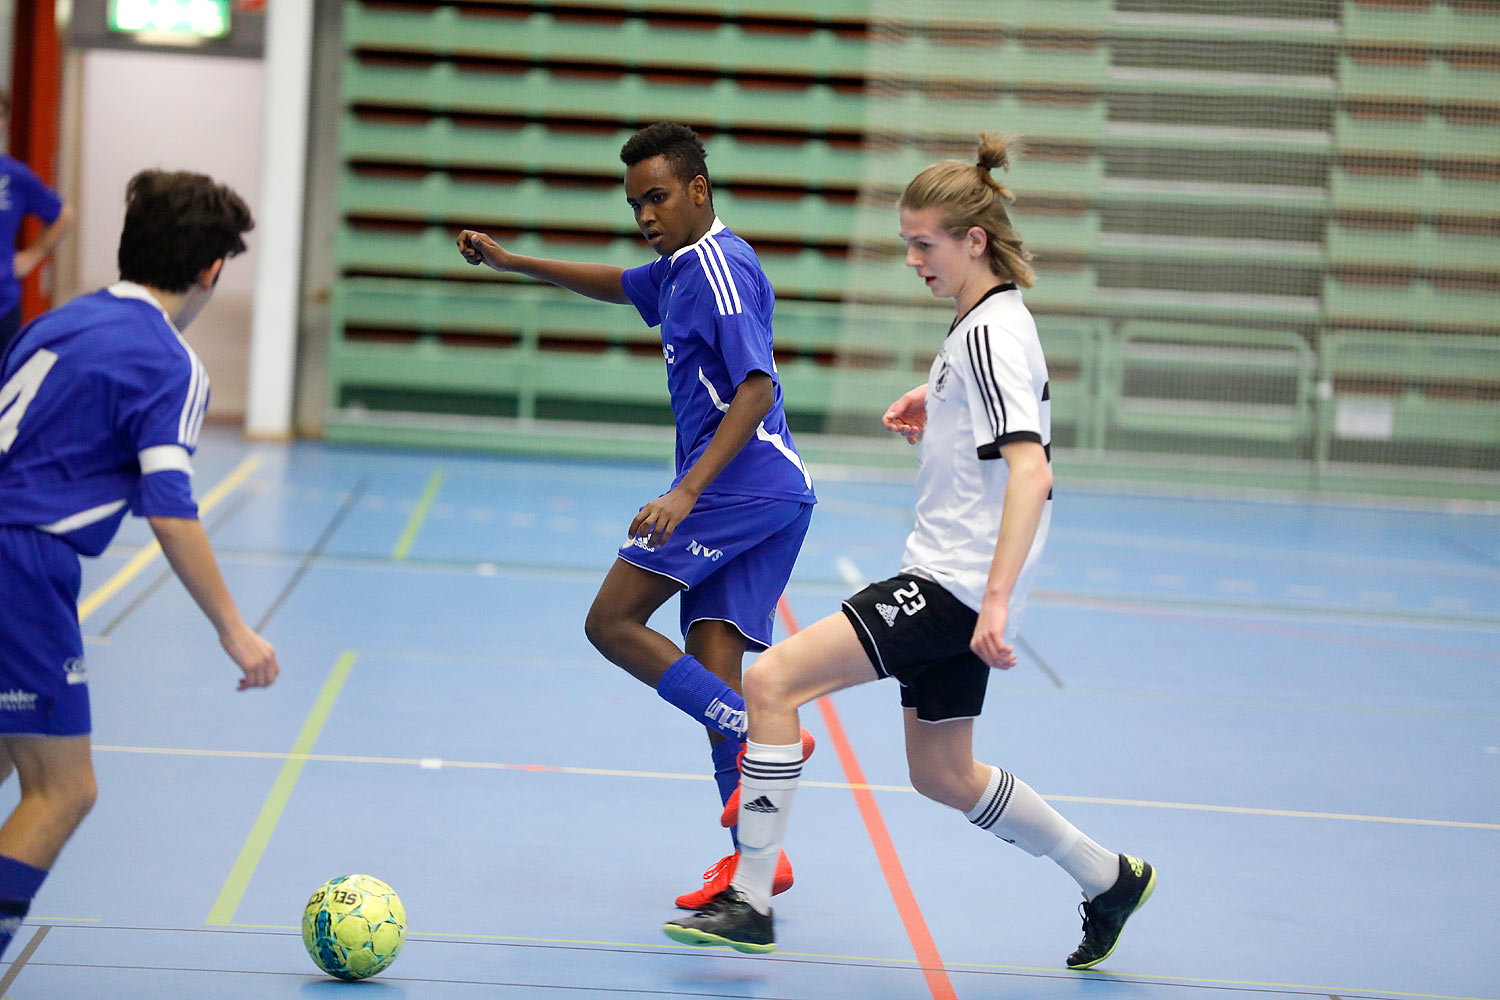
729;740;802;915
0;854;47;961
656;654;747;742
965;765;1117;899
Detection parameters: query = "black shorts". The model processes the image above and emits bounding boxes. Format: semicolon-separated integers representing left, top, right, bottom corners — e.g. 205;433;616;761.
841;573;989;723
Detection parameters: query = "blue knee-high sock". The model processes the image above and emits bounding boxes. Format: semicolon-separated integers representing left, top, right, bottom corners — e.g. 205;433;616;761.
657;655;747;742
0;854;48;961
711;738;744;849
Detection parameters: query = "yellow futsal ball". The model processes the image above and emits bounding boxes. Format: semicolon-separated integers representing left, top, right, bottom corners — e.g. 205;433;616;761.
302;874;406;980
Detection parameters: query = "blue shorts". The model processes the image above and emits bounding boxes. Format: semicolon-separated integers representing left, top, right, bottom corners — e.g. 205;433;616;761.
0;526;91;736
618;494;813;651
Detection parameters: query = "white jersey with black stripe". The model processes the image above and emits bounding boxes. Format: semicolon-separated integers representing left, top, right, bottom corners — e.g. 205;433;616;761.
899;285;1051;627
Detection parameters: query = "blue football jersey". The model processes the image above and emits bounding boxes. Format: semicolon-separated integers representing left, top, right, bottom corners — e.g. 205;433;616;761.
621;219;816;504
0;156;66;317
0;283;206;556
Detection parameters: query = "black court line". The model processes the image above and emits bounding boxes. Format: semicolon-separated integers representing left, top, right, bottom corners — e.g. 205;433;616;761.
0;923;49;994
8;927;1426;999
98;490;257;638
7;956;1418;1000
253;478;368;634
17;961;805;998
1016;634;1065;688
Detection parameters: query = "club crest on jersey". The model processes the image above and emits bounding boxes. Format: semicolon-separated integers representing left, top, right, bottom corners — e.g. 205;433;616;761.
662;343;675;365
932;353;953;400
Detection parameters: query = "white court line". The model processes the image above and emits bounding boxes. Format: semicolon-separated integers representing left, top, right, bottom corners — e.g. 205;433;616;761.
1032;588;1500;634
92;744;1500;831
834;556;865;587
1064;527;1500;580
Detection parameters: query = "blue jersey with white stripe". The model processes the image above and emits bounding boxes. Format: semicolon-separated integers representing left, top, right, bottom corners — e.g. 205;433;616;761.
1;155;66;317
0;283;205;556
621;219;815;504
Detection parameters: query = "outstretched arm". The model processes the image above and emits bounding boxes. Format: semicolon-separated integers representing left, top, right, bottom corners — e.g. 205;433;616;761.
457;229;630;304
149;516;279;690
969;440;1052;670
630;371;776;547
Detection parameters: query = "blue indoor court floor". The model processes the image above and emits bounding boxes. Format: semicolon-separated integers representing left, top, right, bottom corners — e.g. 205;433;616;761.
2;428;1496;999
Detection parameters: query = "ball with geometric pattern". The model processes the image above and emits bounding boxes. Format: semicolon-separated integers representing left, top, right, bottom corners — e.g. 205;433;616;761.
301;873;407;980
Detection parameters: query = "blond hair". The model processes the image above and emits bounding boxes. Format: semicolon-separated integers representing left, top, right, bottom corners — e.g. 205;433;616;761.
899;132;1035;288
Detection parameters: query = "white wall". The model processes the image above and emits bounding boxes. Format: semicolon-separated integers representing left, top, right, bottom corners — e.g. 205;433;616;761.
76;48;263;420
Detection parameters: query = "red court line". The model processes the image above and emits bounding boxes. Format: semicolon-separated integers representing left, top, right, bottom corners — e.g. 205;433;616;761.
777;596;958;1000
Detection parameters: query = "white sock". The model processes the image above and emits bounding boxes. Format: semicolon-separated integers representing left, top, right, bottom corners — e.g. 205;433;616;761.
965;765;1118;898
1049;831;1120;901
728;740;802;915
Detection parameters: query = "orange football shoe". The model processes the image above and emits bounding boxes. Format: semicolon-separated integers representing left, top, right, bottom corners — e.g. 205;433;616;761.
674;850;795;910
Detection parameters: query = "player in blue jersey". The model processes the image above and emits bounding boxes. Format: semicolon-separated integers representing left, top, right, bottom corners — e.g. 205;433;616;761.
0;169;278;959
0;89;76;352
457;123;817;906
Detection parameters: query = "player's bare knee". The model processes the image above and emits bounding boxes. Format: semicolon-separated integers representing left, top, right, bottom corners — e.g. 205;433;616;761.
21;773;96;830
60;772;98;825
66;783;97;828
582;605;618;656
741;655;794;716
907;762;967;809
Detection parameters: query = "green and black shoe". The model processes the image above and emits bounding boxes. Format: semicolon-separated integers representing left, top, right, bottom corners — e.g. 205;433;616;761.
1066;854;1155;970
663;888;775;955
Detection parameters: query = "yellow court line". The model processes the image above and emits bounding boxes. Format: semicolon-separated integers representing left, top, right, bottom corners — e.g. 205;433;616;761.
220;922;1494;1000
92;743;1500;832
29;917;100;923
391;468;445;561
204;651;356;926
77;454;263;622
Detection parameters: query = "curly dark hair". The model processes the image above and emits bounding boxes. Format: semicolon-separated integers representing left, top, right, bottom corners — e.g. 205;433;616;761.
619;122;710;192
116;170;254;292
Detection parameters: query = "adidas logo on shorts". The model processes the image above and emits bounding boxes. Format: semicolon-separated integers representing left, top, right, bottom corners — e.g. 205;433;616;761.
876;602;900;627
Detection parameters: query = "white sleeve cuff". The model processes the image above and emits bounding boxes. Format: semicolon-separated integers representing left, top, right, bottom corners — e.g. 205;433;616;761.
139;444;193;476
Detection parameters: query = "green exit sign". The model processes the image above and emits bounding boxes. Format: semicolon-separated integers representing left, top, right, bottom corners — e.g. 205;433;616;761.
109;0;231;39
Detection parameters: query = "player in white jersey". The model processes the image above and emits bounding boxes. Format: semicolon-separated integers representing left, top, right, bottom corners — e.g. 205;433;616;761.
664;134;1155;970
0;171;278;959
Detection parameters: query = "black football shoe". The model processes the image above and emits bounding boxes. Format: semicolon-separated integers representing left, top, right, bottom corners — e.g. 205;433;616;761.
1066;854;1155;970
662;887;775;954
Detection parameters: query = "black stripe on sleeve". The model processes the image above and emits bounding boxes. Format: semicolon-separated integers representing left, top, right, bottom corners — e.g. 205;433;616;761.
979;328;1008;435
966;326;1004;440
976;429;1043;460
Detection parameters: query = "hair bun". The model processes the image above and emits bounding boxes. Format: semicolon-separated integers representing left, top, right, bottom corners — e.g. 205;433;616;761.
977;131;1022;173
